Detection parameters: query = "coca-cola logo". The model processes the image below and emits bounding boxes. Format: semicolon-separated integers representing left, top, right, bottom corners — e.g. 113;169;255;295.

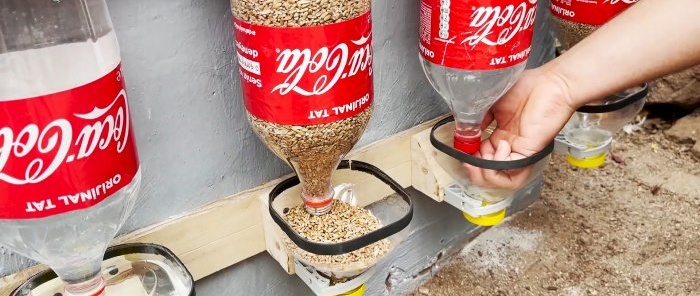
462;0;537;47
271;33;373;96
0;90;131;185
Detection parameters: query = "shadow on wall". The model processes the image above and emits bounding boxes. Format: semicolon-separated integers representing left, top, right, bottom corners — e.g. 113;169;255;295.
0;0;555;278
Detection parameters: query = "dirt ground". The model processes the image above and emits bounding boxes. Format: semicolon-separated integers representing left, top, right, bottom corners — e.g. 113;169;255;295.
413;112;700;296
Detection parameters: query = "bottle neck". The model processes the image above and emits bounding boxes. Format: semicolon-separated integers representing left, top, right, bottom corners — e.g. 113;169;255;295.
302;187;335;215
64;274;105;296
453;133;481;155
453;119;483;155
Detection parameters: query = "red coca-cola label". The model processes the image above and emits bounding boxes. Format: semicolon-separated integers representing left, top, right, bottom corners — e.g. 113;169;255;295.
550;0;637;26
233;12;373;125
419;0;538;70
0;65;140;219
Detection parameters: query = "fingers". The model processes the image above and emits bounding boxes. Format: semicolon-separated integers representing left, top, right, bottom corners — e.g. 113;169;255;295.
479;142;517;190
464;140;496;186
464;151;486;186
493;140;511;160
463;141;535;191
480;138;496;156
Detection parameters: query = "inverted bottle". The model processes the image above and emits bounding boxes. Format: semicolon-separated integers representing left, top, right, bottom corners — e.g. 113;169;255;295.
0;1;142;294
232;0;374;215
418;0;540;226
418;0;538;155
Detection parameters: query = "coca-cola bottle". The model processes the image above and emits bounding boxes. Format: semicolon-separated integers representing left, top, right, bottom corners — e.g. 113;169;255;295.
418;0;538;154
418;0;541;226
232;0;374;215
0;1;141;295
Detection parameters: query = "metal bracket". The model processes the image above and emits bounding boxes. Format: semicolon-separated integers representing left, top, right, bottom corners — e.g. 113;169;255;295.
294;259;375;296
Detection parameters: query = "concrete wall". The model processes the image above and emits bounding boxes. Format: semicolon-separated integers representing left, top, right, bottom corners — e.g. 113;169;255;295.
0;0;555;291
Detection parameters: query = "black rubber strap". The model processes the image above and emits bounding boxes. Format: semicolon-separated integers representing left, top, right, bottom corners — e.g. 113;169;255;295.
12;243;196;296
430;116;554;170
269;160;413;256
576;83;648;114
11;268;57;296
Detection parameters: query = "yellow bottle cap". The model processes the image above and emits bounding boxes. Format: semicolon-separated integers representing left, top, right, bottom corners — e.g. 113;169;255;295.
463;209;506;226
336;284;366;296
565;152;606;169
463;199;506;226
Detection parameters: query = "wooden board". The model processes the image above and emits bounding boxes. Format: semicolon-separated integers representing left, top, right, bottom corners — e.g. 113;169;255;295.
115;191;267;280
0;114;450;295
411;120;460;202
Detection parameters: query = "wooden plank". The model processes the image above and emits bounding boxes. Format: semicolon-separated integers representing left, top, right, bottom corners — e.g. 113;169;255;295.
260;200;295;275
179;224;266;280
116;191;263;256
1;115;449;293
410;119;458;202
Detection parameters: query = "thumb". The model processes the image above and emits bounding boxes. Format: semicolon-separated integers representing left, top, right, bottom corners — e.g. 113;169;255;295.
493;140;512;161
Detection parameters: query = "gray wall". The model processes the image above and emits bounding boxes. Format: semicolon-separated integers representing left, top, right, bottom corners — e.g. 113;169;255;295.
107;0;453;233
0;0;555;289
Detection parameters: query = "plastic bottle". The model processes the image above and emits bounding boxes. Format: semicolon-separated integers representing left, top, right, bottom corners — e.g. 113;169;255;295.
418;0;539;155
0;1;141;295
231;0;374;215
418;0;540;226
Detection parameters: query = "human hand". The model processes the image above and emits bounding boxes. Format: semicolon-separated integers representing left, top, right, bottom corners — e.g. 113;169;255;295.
465;0;700;190
464;68;578;190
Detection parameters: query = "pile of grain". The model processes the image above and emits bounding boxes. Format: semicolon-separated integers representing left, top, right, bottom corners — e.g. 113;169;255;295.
282;200;390;273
